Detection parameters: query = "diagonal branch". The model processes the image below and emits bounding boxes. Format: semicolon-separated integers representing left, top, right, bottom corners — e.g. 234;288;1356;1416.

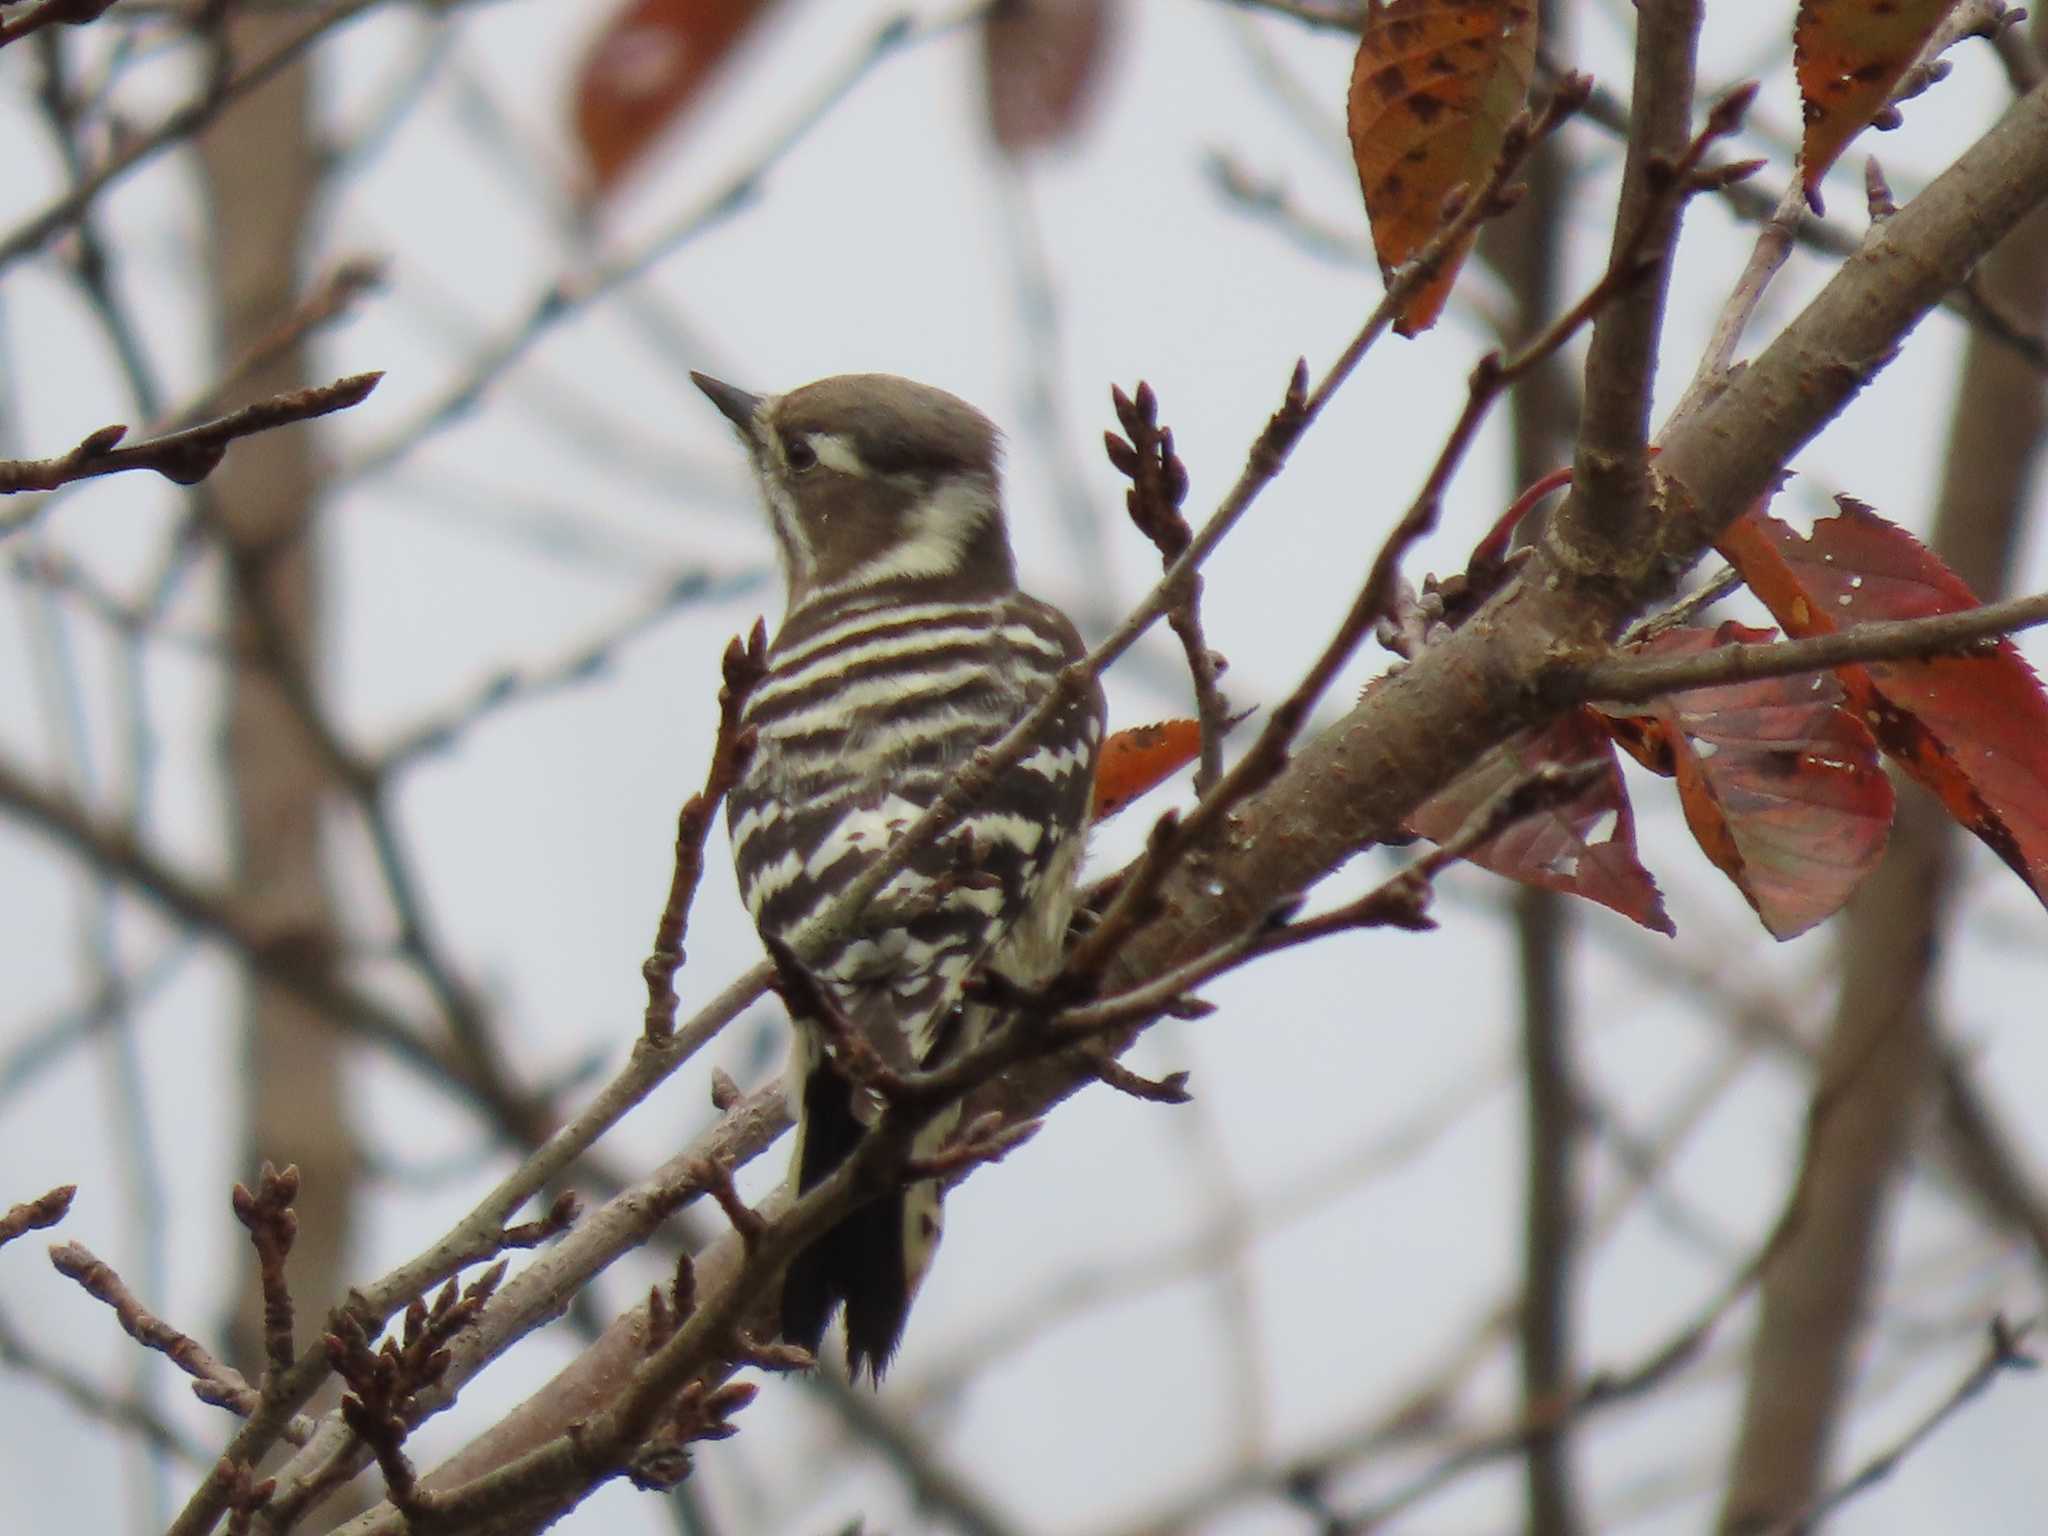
0;372;380;507
1575;589;2048;700
0;0;117;50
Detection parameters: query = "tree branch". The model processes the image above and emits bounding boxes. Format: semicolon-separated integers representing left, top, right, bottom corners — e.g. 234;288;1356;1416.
0;372;380;506
1577;589;2048;700
1567;0;1703;552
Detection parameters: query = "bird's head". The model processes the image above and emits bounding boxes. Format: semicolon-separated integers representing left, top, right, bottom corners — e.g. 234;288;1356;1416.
692;371;1017;612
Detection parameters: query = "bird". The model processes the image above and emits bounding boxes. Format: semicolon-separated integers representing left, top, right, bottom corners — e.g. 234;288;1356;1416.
693;370;1106;1380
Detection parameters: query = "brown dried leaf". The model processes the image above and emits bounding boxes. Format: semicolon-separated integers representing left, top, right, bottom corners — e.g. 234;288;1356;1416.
1407;710;1673;933
1091;719;1201;821
982;0;1118;154
1345;0;1537;335
571;0;786;201
1794;0;1957;211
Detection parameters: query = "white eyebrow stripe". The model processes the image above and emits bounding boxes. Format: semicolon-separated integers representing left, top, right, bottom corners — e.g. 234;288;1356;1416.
804;433;867;476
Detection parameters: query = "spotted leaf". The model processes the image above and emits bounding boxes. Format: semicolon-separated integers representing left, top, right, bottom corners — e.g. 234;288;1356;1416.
1718;496;2048;908
1794;0;1958;212
1345;0;1537;335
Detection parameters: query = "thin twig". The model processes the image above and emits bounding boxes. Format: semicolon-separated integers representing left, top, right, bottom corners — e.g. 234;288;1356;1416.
0;1184;75;1248
182;257;386;424
0;373;381;505
1328;1208;1795;1534
1037;763;1601;1045
161;962;772;1534
374;570;744;770
1576;589;2048;701
0;0;388;272
1106;382;1233;792
343;4;993;481
1080;78;1691;982
642;623;766;1042
0;0;118;50
47;1240;317;1442
1761;1317;2039;1535
0;1308;213;1467
1205;151;1377;269
231;1163;301;1378
1211;0;1365;29
1622;562;1745;644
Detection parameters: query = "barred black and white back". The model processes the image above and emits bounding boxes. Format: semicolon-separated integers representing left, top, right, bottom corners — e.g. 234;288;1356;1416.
695;371;1105;1378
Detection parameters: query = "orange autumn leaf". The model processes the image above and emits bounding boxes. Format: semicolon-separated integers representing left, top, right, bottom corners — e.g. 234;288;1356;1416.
1718;497;2048;908
1793;0;1957;212
1345;0;1536;336
1407;710;1673;934
1091;719;1201;821
983;0;1118;155
571;0;785;201
1597;622;1893;940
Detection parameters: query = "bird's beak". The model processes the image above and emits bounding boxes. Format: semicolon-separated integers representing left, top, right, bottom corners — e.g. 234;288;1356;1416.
691;372;764;435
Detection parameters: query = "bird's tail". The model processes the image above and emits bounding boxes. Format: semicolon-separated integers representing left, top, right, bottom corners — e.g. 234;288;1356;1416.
779;1064;950;1382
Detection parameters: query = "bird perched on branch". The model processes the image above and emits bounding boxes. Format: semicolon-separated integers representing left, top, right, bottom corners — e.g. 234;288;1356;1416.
693;371;1105;1379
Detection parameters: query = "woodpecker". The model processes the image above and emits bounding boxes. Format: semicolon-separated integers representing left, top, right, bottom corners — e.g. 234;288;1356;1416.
693;371;1105;1379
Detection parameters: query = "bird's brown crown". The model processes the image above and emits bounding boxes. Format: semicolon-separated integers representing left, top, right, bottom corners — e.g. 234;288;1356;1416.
695;371;1017;612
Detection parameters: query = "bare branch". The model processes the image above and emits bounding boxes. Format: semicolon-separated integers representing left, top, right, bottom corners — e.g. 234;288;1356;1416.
0;1308;214;1467
0;372;381;506
0;1184;75;1250
1761;1318;2039;1536
0;0;388;272
643;624;766;1043
0;0;119;50
343;5;989;480
47;1240;312;1441
1106;382;1232;792
162;966;771;1534
1567;1;1707;552
1577;589;2048;701
232;1164;302;1378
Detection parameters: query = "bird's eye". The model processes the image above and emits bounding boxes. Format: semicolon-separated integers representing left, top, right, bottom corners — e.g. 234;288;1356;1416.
784;437;819;473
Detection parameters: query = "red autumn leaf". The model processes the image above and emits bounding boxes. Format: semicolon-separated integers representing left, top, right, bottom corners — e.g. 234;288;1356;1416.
1345;0;1537;336
571;0;786;201
1793;0;1956;212
1597;622;1894;940
1407;709;1674;933
983;0;1118;154
1718;496;2048;907
1091;719;1200;821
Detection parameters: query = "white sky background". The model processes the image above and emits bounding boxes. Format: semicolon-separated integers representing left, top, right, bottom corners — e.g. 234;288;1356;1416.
3;1;2048;1533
